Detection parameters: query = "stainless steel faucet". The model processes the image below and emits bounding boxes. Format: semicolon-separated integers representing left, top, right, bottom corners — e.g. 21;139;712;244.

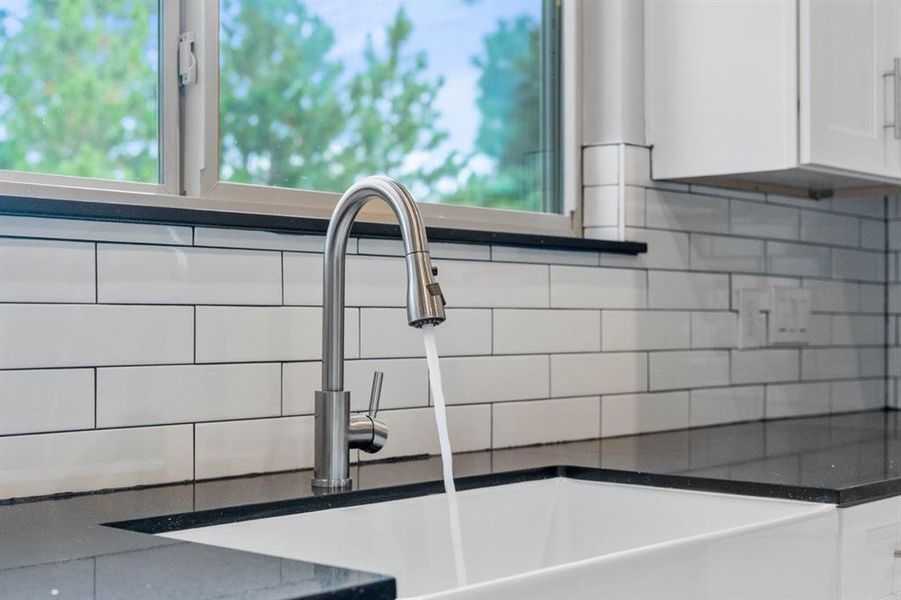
313;175;446;491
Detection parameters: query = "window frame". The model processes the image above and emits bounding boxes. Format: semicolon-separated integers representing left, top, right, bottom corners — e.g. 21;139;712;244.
0;0;582;238
0;0;182;196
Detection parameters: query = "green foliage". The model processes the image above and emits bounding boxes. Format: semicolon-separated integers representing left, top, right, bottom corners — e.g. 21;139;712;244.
220;2;458;194
333;7;459;192
219;0;345;190
0;0;554;213
444;13;546;212
0;0;159;182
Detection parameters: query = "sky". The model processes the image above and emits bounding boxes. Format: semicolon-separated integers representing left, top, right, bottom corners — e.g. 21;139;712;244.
303;0;542;162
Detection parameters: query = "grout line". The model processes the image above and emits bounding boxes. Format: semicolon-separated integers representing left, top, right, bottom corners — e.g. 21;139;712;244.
93;242;99;303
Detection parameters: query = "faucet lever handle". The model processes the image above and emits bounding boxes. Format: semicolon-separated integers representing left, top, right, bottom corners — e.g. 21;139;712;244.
368;371;384;417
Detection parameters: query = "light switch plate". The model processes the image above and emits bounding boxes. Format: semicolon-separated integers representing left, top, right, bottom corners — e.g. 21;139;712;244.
769;287;811;346
738;290;767;349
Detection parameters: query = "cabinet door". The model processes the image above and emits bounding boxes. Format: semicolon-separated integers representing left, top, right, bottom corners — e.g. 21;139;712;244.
801;0;896;177
839;496;901;600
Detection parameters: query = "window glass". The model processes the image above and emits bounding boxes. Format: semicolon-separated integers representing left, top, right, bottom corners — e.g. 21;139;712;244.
219;0;561;213
0;0;161;183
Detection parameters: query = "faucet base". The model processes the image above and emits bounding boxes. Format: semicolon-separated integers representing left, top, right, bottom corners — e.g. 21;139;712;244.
311;477;352;492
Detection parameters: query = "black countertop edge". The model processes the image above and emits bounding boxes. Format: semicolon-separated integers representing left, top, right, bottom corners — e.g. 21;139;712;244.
0;195;648;255
110;464;843;537
836;479;901;507
285;579;395;600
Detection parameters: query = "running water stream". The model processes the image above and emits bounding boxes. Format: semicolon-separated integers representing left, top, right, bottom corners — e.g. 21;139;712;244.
421;324;468;587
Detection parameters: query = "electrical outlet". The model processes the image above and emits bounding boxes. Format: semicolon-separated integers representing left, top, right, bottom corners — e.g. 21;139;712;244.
769;287;811;346
738;290;767;349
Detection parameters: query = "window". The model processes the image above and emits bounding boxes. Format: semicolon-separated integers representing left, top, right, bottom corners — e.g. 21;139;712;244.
218;0;562;215
0;0;576;235
0;0;166;185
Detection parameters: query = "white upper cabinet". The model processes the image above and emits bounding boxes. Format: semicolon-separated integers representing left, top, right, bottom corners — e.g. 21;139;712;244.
647;0;901;195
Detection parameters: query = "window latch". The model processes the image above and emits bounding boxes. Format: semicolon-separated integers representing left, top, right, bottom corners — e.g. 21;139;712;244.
178;32;197;87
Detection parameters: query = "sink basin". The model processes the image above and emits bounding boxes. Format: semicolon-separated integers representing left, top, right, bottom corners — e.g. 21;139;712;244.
160;477;838;599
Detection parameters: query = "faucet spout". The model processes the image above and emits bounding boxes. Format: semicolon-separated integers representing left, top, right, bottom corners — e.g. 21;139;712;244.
313;176;446;492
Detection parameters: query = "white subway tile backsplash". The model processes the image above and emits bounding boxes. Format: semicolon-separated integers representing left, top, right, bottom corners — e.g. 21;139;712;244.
283;252;322;306
0;169;894;500
551;352;647;397
358;238;490;261
730;275;800;310
766;382;830;418
860;220;886;250
830;196;885;218
800;211;859;247
551;266;646;308
831;379;884;413
730;201;798;240
494;309;600;354
624;145;653;188
345;255;406;307
582;145;619;186
0;425;192;499
96;363;281;427
195;307;357;363
690;234;765;273
807;314;832;345
360;308;491;358
97;244;281;305
584;227;620;241
802;348;885;380
767;242;831;277
645;189;729;234
0;369;94;435
648;271;729;309
601;391;689;437
832;248;885;283
582;186;619;228
889;220;901;250
194;227;327;253
0;238;95;302
492;245;599;267
623;186;647;227
281;358;429;414
600;228;690;270
804;279;859;313
195;416;314;479
441;354;549;404
359;405;491;461
0;305;193;368
859;283;886;314
494;397;600;448
690;386;764;427
731;349;799;384
890;284;901;314
601;310;689;351
831;315;885;346
0;216;192;245
649;350;730;390
690;312;737;348
436;260;549;308
281;361;319;416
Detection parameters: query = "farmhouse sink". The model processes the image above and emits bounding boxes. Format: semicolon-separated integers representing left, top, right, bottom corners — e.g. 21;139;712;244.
159;477;839;599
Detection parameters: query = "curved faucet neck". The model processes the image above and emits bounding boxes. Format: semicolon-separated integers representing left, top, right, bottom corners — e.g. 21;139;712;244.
321;176;444;392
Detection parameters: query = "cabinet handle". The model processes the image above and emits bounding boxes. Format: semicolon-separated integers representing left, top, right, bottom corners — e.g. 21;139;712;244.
885;58;901;140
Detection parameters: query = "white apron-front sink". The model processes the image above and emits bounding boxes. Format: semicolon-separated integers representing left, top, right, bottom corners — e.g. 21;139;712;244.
161;478;838;599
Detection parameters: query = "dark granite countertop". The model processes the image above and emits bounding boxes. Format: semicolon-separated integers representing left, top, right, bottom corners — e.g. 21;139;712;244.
4;409;901;599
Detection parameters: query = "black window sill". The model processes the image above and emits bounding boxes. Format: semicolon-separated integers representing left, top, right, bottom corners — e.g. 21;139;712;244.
0;195;647;255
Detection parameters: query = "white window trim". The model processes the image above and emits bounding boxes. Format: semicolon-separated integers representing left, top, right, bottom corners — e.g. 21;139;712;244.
0;0;181;197
1;0;582;238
